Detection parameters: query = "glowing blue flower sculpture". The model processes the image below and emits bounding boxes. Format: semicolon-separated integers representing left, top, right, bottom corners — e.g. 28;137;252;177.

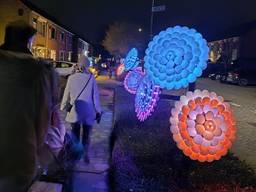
124;67;145;94
124;48;139;71
144;26;209;90
135;76;161;121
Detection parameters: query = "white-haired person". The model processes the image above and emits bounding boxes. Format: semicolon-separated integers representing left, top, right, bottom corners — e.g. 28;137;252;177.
61;55;102;163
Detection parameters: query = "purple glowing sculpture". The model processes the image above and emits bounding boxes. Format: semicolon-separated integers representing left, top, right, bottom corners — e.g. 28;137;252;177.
135;76;161;121
124;67;145;94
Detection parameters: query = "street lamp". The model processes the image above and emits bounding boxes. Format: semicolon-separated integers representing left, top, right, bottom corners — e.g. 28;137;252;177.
138;28;142;32
150;0;155;39
150;0;166;39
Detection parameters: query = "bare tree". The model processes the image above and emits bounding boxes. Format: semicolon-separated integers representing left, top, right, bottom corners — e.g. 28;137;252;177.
102;22;147;57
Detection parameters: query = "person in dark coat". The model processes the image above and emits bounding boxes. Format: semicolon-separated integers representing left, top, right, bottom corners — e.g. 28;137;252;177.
0;20;57;192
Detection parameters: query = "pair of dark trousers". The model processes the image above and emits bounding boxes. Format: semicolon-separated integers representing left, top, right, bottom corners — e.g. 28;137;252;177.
71;123;92;154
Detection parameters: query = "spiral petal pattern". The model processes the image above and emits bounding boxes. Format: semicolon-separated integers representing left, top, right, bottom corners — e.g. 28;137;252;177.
170;89;236;162
135;76;160;121
144;26;209;90
124;67;145;94
124;48;139;71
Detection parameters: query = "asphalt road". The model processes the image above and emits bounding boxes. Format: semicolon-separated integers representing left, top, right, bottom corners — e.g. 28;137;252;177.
196;78;256;170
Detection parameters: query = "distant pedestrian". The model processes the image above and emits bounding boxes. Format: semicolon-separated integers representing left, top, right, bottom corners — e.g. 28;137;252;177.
0;20;57;192
108;67;113;79
61;55;102;163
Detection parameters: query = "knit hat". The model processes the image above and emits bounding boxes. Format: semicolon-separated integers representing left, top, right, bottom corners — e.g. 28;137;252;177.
77;55;91;69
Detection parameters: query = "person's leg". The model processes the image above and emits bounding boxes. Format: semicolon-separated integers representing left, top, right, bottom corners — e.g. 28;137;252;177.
81;124;92;163
71;123;81;143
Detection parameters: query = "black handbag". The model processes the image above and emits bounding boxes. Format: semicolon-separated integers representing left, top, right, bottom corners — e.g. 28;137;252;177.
65;74;92;112
65;102;73;112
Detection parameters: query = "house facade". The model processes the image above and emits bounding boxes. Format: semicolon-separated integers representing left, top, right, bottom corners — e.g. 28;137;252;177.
0;0;89;62
208;21;256;69
208;37;240;63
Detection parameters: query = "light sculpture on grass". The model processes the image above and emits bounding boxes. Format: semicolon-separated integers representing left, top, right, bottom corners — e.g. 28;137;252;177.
170;89;236;162
124;48;139;71
144;26;209;90
124;67;145;94
135;76;161;121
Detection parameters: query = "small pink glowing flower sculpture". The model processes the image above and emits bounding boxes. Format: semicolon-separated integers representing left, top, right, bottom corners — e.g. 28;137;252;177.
116;63;125;76
170;89;236;162
135;76;161;121
124;67;145;94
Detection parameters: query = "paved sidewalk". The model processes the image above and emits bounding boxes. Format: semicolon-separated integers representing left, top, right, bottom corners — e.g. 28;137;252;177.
73;86;113;192
60;82;114;192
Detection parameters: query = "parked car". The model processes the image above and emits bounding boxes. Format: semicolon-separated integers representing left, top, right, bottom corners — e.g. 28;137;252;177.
52;61;99;78
209;72;222;80
52;61;75;77
224;69;256;86
220;73;228;83
220;58;256;85
206;63;225;80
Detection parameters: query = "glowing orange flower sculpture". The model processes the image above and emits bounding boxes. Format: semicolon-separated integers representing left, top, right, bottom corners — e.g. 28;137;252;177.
170;90;236;162
116;63;125;76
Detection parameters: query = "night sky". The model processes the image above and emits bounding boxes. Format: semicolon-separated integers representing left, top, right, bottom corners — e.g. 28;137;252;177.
28;0;256;44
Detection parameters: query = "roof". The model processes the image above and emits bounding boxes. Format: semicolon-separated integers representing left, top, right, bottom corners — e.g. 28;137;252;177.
20;0;91;44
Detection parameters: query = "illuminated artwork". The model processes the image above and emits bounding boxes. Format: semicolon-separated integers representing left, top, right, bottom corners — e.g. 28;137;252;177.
144;26;209;90
116;63;125;76
170;89;236;162
124;67;145;94
124;48;139;71
135;76;161;121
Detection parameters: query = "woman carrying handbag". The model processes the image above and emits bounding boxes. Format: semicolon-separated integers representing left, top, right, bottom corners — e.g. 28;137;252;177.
61;55;102;163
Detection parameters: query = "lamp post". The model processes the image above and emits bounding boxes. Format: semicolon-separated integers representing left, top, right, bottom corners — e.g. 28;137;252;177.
150;0;155;39
150;0;166;39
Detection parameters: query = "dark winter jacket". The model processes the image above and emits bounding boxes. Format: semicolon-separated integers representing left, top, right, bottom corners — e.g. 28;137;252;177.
0;49;56;192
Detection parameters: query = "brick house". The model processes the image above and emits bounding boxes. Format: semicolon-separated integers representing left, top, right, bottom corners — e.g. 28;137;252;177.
0;0;89;62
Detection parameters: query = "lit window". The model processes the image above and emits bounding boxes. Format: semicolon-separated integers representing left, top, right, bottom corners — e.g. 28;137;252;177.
37;21;46;36
68;52;72;61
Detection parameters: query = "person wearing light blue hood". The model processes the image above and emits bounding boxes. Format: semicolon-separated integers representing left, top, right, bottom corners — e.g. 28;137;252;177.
61;55;102;163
